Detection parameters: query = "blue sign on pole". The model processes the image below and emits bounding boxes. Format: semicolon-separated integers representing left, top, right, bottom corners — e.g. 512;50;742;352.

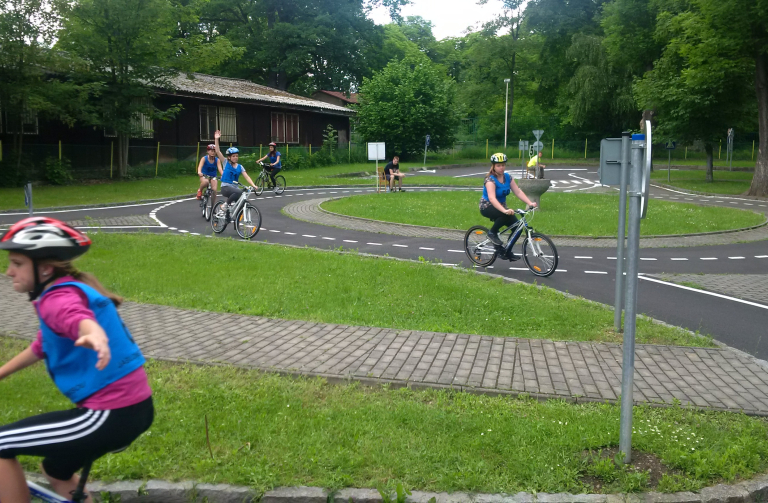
425;134;430;147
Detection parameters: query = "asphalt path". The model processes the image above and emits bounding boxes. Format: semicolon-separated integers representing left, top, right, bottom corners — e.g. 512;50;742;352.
2;165;767;358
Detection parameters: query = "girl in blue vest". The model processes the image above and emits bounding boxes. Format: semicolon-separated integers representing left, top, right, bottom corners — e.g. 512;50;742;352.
213;130;258;219
196;143;223;203
480;153;537;250
0;217;153;502
257;142;282;187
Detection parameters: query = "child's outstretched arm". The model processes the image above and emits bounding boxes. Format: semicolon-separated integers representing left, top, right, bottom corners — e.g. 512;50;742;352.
75;319;112;370
0;346;41;381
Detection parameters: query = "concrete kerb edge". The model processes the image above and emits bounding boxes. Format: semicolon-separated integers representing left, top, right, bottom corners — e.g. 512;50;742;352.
651;182;768;201
298;195;768;242
24;475;768;503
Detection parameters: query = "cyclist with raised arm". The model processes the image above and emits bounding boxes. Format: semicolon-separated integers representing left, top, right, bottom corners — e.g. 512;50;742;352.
0;217;153;503
256;142;282;188
480;153;537;248
213;130;257;221
196;144;223;204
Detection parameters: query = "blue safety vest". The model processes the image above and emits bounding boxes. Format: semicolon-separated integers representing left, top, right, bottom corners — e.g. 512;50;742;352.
201;156;218;177
482;172;512;204
38;282;146;404
221;160;243;185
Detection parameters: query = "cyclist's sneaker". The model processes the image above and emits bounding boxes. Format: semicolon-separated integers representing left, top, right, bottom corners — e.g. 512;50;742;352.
505;252;520;262
487;232;503;246
196;189;202;200
399;188;406;192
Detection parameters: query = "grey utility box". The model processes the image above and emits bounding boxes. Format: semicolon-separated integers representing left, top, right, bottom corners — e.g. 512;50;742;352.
599;138;625;186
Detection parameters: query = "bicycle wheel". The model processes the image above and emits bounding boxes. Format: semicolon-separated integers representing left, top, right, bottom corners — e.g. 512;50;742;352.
255;174;265;196
522;232;558;277
204;194;213;221
273;175;286;195
235;203;262;239
464;225;497;267
200;192;209;219
210;201;229;234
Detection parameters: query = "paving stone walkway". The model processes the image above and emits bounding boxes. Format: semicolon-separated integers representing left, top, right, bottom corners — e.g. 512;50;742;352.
284;198;768;248
3;277;768;414
0;215;157;230
650;274;768;305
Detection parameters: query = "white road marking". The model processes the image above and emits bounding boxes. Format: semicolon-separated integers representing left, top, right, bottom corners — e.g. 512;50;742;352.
179;230;189;233
269;229;280;233
744;203;753;206
755;255;768;258
510;267;528;271
392;244;408;247
700;257;718;260
169;227;177;230
284;232;296;235
448;249;464;253
585;271;608;274
640;258;657;261
343;240;358;243
322;237;336;240
639;276;768;311
302;234;316;238
555;269;567;272
671;258;688;261
190;232;200;236
729;256;745;260
453;172;488;178
367;242;382;246
607;257;617;260
419;247;435;250
575;256;592;259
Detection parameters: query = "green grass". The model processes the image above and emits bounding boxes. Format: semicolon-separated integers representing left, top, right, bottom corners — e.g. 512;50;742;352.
0;233;708;346
320;192;764;237
651;169;754;195
1;337;766;494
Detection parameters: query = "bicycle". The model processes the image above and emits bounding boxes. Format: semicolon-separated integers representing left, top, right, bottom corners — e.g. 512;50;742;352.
199;175;216;221
254;162;286;196
464;207;558;277
210;183;262;239
17;461;93;502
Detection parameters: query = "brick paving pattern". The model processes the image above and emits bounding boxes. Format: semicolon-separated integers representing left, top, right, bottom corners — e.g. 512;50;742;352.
3;277;768;414
285;198;768;248
0;215;157;230
650;274;768;305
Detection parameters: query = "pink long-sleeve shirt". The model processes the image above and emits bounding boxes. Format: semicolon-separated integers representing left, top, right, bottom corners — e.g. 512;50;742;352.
30;276;152;410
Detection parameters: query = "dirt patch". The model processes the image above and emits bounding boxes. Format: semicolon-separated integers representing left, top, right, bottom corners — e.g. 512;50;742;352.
580;447;679;492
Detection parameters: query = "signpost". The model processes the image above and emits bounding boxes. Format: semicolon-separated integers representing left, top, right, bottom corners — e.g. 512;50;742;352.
665;141;676;183
599;121;653;464
368;142;386;192
519;140;529;178
423;134;430;167
532;130;544;178
24;182;33;216
727;128;734;171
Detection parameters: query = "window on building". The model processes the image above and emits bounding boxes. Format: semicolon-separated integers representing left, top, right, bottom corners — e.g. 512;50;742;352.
4;108;38;135
271;112;299;144
103;98;153;138
200;105;237;143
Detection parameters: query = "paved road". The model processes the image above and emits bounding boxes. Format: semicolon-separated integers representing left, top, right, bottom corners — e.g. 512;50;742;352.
2;165;767;359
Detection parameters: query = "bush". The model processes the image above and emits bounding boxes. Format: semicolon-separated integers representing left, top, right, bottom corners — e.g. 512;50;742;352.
44;156;74;185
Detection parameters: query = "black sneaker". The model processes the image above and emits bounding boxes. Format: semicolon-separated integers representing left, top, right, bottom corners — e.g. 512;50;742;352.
399;188;406;192
487;232;503;246
505;252;520;262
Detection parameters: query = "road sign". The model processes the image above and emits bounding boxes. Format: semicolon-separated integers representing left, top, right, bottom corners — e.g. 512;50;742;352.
367;142;386;161
665;141;676;150
533;141;543;150
518;140;529;151
599;138;624;186
425;134;431;147
532;129;544;140
641;122;652;219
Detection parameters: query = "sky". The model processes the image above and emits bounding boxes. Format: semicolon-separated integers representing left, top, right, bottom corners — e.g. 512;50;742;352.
369;0;508;40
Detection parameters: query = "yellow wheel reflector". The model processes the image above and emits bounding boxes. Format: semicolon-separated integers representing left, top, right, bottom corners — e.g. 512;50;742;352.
534;238;542;242
534;266;542;272
475;231;484;235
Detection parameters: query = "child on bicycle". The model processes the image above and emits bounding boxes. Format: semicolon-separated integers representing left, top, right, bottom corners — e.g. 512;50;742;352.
214;130;258;219
480;153;537;248
256;142;282;187
196;144;223;206
0;217;153;503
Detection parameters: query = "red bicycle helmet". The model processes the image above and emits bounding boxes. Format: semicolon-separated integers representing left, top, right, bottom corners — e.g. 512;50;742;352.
268;142;277;147
207;144;216;151
0;217;91;260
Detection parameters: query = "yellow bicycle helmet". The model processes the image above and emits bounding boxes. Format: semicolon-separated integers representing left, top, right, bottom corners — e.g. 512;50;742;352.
490;152;508;164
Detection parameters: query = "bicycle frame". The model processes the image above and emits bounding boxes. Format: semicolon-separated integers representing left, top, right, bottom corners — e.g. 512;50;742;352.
497;212;534;254
229;184;252;213
25;460;91;502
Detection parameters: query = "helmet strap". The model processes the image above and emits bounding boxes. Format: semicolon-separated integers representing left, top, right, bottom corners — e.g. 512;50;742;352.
28;259;55;302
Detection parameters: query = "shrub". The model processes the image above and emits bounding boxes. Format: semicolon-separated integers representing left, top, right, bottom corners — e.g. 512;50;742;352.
44;156;74;185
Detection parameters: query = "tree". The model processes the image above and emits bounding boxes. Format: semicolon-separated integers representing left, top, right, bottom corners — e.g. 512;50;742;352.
356;55;459;157
0;0;74;179
633;0;757;184
57;0;186;178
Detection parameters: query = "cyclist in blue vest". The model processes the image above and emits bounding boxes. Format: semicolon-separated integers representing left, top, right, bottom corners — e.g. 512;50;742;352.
213;130;258;220
256;142;282;187
480;153;537;248
0;217;153;503
196;143;223;202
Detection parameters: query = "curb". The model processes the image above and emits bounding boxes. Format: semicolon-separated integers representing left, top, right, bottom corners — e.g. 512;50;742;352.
0;194;197;214
25;475;768;503
651;183;768;201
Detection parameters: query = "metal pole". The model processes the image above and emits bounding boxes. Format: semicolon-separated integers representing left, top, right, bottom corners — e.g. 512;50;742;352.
619;135;645;464
668;149;671;183
504;79;510;150
195;142;200;172
614;132;630;331
110;141;114;178
59;140;62;160
25;182;33;216
155;142;160;177
423;139;428;168
552;138;554;159
584;138;588;159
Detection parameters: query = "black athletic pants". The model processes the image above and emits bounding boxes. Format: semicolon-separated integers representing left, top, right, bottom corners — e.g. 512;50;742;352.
480;205;518;234
221;184;242;206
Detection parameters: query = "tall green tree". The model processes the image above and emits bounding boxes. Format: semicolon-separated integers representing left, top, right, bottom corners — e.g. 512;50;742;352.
57;0;188;178
0;0;75;178
356;55;458;156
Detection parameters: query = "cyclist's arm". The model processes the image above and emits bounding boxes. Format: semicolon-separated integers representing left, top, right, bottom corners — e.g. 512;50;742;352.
197;156;205;176
240;169;258;189
0;346;41;381
257;155;268;163
272;155;281;166
75;319;111;371
217;159;223;177
485;181;512;214
213;131;228;166
510;179;536;207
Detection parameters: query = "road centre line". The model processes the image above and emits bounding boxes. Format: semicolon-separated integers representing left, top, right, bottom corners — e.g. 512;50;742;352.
302;234;316;238
671;258;688;261
585;271;608;274
510;267;528;271
640;258;657;261
729;257;745;260
448;249;464;253
607;257;617;260
392;244;408;247
453;172;488;178
575;256;592;259
757;255;768;258
269;229;280;233
367;242;382;246
639;276;768;311
343;240;358;243
284;232;296;235
322;237;336;240
419;247;435;250
700;257;718;260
